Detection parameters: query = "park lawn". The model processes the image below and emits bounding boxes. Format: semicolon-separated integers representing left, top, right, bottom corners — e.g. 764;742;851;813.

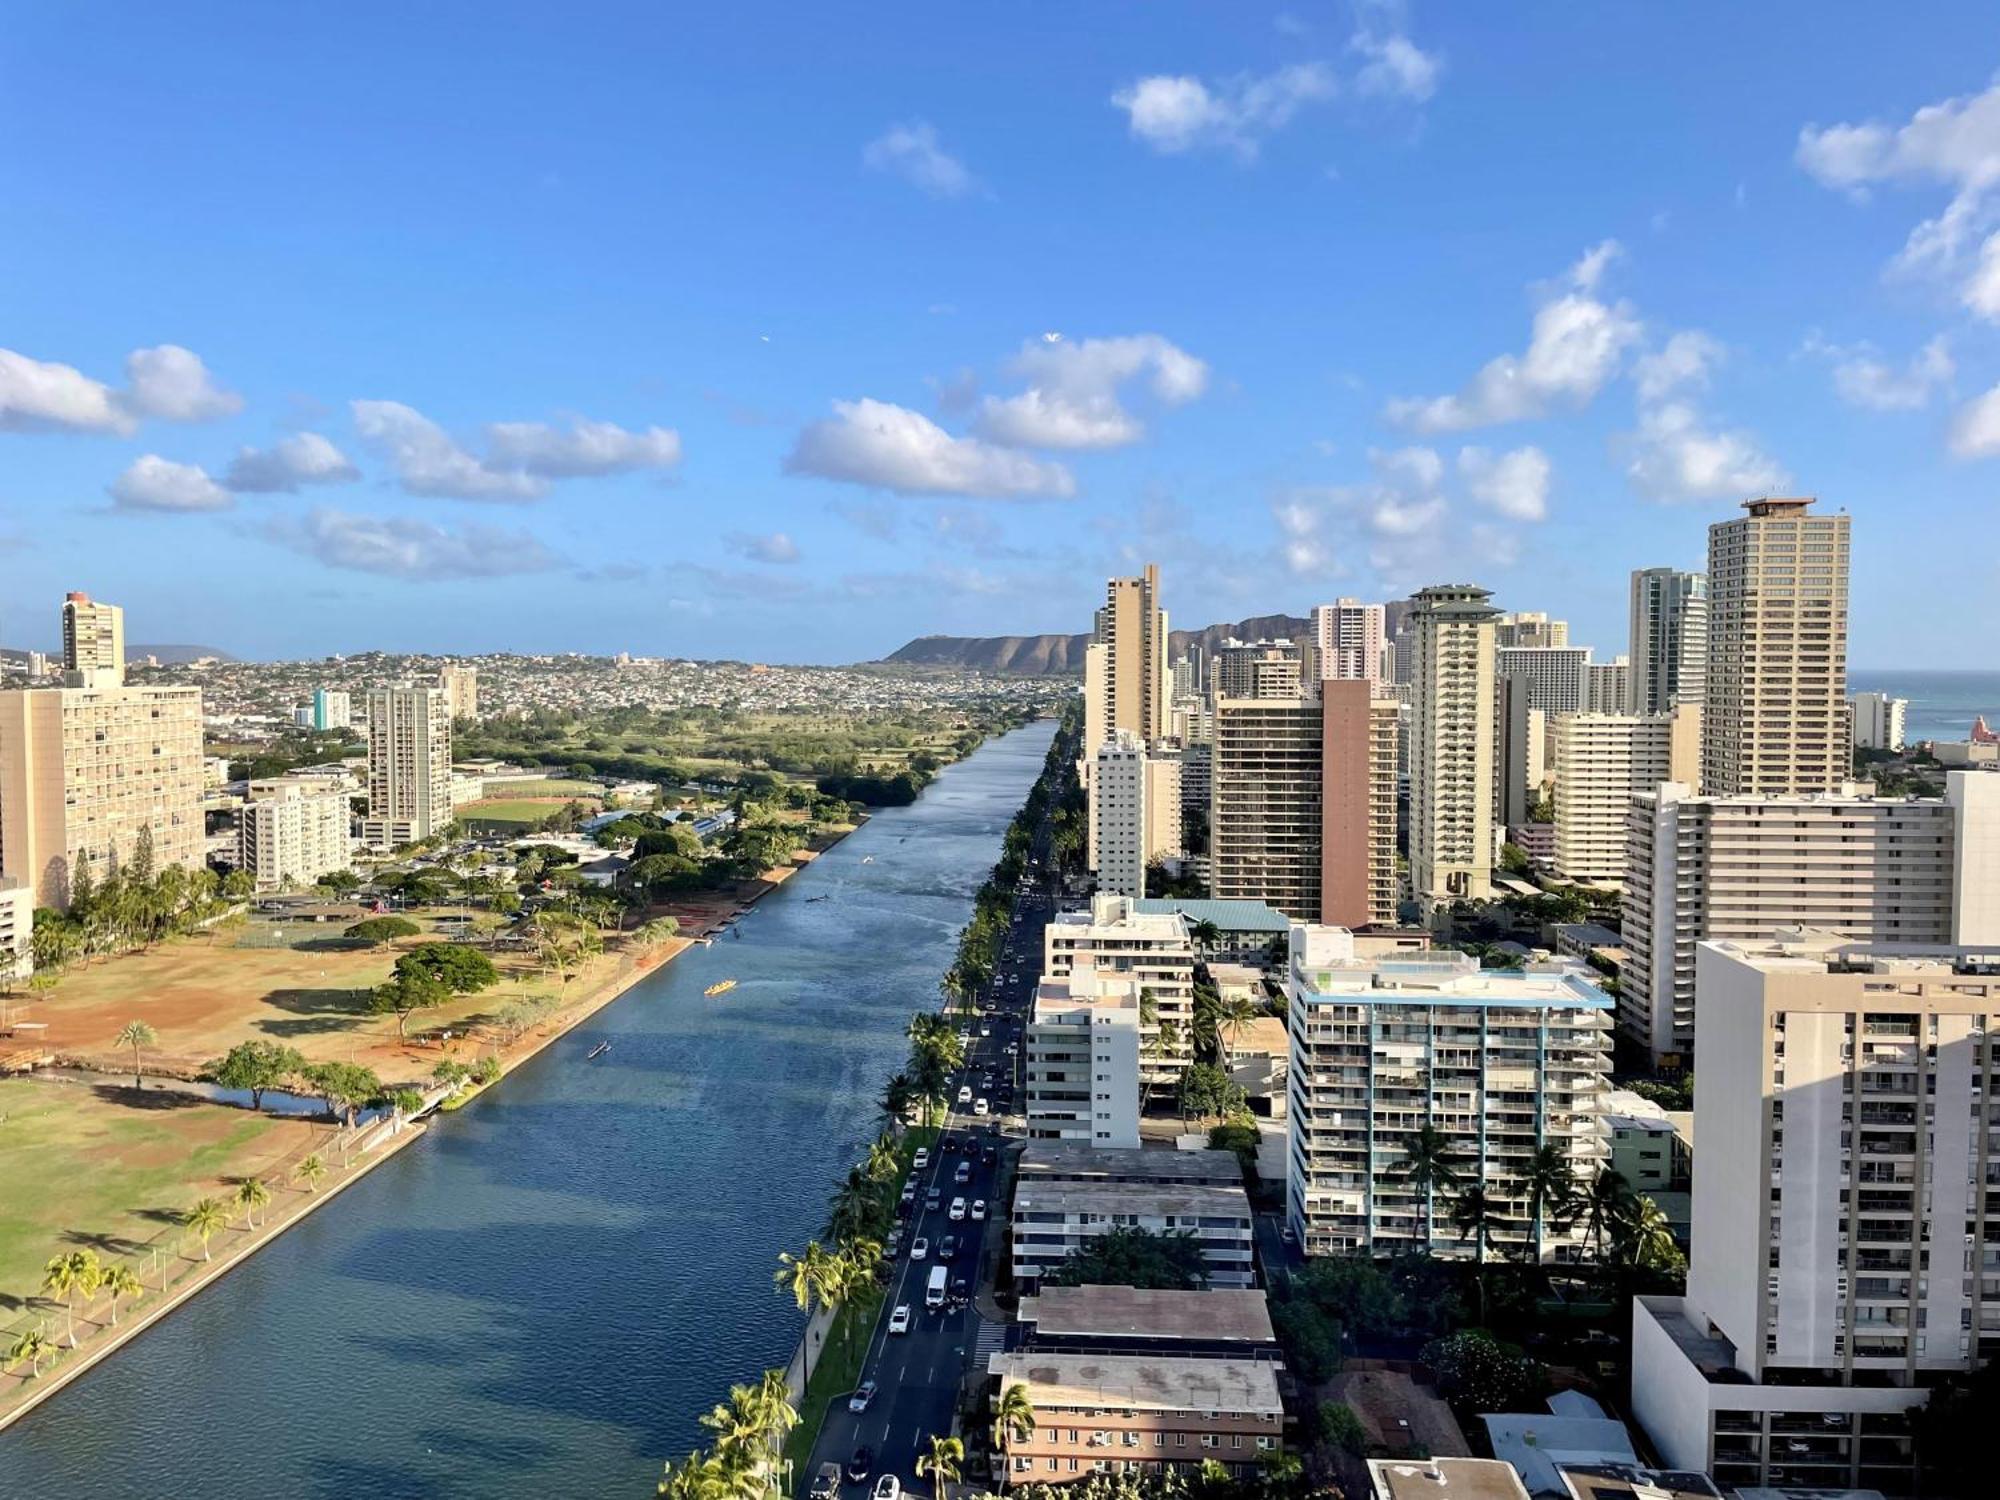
475;778;604;799
460;796;604;826
0;1075;315;1312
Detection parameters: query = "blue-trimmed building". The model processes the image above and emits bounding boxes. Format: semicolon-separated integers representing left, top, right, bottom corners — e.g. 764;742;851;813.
1131;898;1288;963
1283;922;1614;1262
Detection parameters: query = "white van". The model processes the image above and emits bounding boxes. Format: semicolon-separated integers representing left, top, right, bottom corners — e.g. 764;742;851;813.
926;1264;948;1309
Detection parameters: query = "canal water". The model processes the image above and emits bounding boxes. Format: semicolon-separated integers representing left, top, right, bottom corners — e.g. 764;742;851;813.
0;720;1056;1499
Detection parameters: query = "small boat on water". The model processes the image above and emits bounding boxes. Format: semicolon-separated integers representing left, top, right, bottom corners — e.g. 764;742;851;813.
586;1041;611;1060
861;855;875;864
806;893;831;903
704;979;739;997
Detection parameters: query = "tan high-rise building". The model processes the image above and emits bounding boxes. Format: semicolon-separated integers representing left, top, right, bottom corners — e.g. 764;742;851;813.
1494;611;1568;649
1703;497;1850;795
363;684;452;848
0;681;204;908
1311;599;1386;683
1550;707;1700;886
438;663;479;722
60;592;126;687
1212;639;1303;701
1409;584;1499;904
1096;565;1168;743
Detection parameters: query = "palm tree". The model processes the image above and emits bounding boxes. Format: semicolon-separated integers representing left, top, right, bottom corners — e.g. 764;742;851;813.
1578;1166;1639;1263
1616;1194;1681;1271
101;1263;144;1326
992;1379;1037;1452
916;1434;964;1496
879;1072;917;1128
825;1166;880;1244
1213;993;1262;1064
831;1240;883;1361
1394;1125;1466;1249
1449;1185;1507;1325
1188;918;1223;957
6;1326;56;1380
114;1019;158;1090
700;1372;796;1486
1521;1143;1577;1256
295;1153;328;1193
42;1249;102;1347
774;1241;841;1384
657;1449;736;1500
865;1134;900;1184
183;1197;228;1261
235;1177;273;1229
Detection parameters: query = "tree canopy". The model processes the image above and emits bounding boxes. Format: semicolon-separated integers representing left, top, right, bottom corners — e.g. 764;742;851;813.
1044;1226;1208;1291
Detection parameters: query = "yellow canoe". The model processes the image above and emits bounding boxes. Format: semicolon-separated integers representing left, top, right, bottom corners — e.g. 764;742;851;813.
704;979;739;997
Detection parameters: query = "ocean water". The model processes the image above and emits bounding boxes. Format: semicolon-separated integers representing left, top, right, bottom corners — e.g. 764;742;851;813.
0;721;1056;1499
1848;669;2000;744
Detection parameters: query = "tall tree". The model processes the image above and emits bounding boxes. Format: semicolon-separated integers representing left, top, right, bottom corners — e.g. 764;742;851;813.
773;1242;841;1386
1394;1125;1467;1249
101;1264;144;1326
114;1019;158;1090
183;1198;228;1261
916;1434;965;1495
42;1250;103;1347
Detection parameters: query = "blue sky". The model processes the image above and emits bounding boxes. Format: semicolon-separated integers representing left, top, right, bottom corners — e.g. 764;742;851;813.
3;3;1997;666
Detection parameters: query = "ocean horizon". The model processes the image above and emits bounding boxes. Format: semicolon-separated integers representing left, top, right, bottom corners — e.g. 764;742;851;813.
1848;668;2000;744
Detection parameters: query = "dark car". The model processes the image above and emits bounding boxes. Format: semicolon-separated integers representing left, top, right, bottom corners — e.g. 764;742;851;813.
847;1448;873;1483
940;1235;958;1260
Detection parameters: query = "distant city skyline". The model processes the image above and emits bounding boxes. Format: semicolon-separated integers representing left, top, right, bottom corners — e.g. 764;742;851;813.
3;5;1998;665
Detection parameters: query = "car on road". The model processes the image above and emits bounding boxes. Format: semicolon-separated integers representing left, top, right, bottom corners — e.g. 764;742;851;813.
873;1477;901;1500
911;1147;929;1170
847;1448;873;1483
949;1196;966;1221
979;1024;991;1036
910;1237;929;1261
956;1085;972;1104
1004;1042;1019;1055
940;1234;958;1260
971;1198;987;1220
925;1189;941;1211
974;1098;990;1116
812;1462;842;1500
848;1380;878;1412
952;1275;970;1300
954;1161;971;1185
888;1304;913;1334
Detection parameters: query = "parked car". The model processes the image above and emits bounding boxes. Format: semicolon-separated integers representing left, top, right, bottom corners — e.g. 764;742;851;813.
971;1199;987;1220
888;1304;913;1334
910;1237;929;1261
848;1380;878;1412
873;1478;901;1500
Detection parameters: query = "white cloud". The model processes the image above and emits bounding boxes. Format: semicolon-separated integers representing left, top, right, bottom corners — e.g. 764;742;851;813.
1111;64;1336;158
1626;400;1789;503
1948;381;2000;457
0;348;131;433
122;345;242;422
223;431;360;493
1457;445;1552;521
270;506;562;578
727;531;802;564
108;455;233;512
1351;31;1440;103
785;398;1075;498
976;333;1209;450
1385;242;1641;431
1633;330;1724;402
863;122;977;198
1797;77;2000;311
1964;232;2000;320
353;400;546;501
1803;333;1954;411
484;417;682;477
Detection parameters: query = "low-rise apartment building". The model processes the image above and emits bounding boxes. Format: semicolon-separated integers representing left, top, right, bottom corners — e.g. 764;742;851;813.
0;878;33;983
1045;896;1195;1088
1285;924;1613;1260
1010;1181;1256;1288
1026;968;1142;1148
989;1351;1282;1485
1016;1284;1276;1358
1016;1141;1244;1191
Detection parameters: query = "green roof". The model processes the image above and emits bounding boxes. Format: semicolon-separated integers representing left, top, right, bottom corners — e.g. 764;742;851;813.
1131;898;1290;933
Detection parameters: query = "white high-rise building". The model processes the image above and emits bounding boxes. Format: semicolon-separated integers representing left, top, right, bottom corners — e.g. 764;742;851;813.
1092;731;1148;899
1025;966;1142;1149
1704;497;1851;796
1496;645;1592;717
1410;584;1499;904
1550;708;1699;886
1284;924;1612;1259
1629;567;1708;715
363;683;452;848
60;592;125;687
1632;932;2000;1495
1044;895;1195;1088
1312;599;1386;683
312;688;352;732
238;781;354;892
1850;691;1908;752
1582;657;1630;715
1618;771;2000;1064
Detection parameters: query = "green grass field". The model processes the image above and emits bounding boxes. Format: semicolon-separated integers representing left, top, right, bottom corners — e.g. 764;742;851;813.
459;797;602;826
476;778;605;798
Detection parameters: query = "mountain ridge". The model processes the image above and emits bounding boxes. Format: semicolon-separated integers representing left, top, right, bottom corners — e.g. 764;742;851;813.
880;613;1318;675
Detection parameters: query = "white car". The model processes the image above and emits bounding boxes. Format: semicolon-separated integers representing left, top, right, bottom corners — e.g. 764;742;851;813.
949;1196;967;1221
887;1305;912;1335
912;1147;930;1170
956;1085;972;1104
910;1237;929;1260
873;1478;902;1500
970;1199;987;1221
973;1098;990;1117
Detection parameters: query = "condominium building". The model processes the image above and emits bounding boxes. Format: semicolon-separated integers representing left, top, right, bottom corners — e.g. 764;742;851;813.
60;592;125;686
362;683;452;848
1631;933;2000;1495
1550;708;1700;886
1703;496;1851;796
1016;1141;1244;1191
237;780;354;892
1143;754;1182;868
0;878;32;983
1410;584;1499;904
1284;924;1613;1260
311;688;352;732
1850;690;1908;753
1015;1285;1276;1358
438;663;479;722
1212;639;1303;702
1025;967;1142;1149
1081;642;1111;765
1582;657;1630;715
1169;655;1199;702
1618;771;2000;1063
1312;599;1386;683
988;1349;1282;1485
1092;731;1148;899
1496;645;1591;717
1044;895;1195;1087
1097;565;1169;744
1629;567;1708;715
1322;681;1400;928
1494;675;1546;830
1010;1180;1256;1287
1495;611;1569;649
0;680;204;909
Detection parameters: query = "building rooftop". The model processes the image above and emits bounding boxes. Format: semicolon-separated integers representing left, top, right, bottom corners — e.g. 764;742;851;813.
1481;1414;1637;1497
1018;1286;1274;1344
1013;1181;1253;1220
1636;1296;1740;1382
1370;1459;1529;1500
1291;949;1613;1012
1131;898;1290;933
1017;1142;1244;1185
1556;1464;1722;1500
1220;1017;1289;1056
1034;970;1142;1018
988;1351;1281;1417
1552;922;1622;949
1703;931;2000;977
